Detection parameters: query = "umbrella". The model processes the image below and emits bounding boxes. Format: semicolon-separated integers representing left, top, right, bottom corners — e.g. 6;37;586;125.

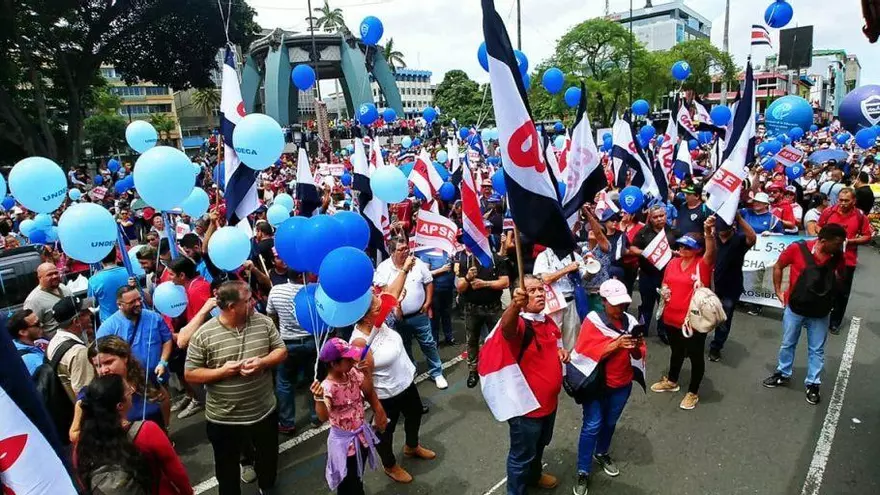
397;162;450;181
808;149;848;164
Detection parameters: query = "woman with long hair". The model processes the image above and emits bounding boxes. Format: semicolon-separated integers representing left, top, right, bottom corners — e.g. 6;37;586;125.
77;374;193;495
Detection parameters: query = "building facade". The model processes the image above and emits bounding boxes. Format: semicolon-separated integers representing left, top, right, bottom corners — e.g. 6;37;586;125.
322;68;435;121
765;49;861;116
100;65;182;147
606;1;711;52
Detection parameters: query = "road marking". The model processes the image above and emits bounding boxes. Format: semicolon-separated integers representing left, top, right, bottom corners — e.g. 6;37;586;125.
482;463;547;495
193;353;466;494
801;316;861;495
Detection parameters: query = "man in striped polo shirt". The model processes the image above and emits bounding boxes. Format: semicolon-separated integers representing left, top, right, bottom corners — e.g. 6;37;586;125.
185;280;288;495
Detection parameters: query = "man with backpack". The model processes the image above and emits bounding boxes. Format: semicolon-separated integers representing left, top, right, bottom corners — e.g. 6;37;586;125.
763;224;847;405
47;296;97;401
816;188;874;335
9;309;47;376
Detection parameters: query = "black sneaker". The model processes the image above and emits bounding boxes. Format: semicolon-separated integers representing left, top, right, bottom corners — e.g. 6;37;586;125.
573;473;589;495
445;338;458;345
658;332;670;345
747;306;763;316
593;453;619;477
708;348;722;362
762;372;791;388
806;384;821;405
829;326;840;335
466;371;479;389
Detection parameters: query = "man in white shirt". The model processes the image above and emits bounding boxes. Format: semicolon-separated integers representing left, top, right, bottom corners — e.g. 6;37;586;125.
533;247;589;350
374;237;447;389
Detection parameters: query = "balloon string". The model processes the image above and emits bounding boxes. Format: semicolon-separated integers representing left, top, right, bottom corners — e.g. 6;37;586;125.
216;0;231;45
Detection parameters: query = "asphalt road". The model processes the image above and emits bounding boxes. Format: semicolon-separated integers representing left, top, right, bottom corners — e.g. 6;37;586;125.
169;249;880;495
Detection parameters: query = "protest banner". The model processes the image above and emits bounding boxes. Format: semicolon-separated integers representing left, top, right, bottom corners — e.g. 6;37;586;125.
412;210;458;255
772;145;806;167
642;232;672;271
542;283;567;315
740;234;809;308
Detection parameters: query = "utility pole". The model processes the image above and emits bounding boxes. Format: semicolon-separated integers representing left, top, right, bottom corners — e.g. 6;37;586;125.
629;0;633;103
306;0;322;101
605;0;610;16
720;0;730;105
516;0;522;50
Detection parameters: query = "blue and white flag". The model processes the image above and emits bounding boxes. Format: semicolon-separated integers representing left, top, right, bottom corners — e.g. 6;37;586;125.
352;138;389;257
220;48;259;236
296;148;321;217
611;113;659;197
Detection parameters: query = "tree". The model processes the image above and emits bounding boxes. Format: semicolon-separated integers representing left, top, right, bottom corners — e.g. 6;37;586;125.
191;88;221;117
313;1;349;34
383;38;406;72
432;70;494;126
83;88;126;157
0;1;258;167
661;40;738;95
148;114;177;145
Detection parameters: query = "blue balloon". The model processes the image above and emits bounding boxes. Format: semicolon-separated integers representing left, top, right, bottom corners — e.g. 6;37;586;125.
767;139;784;154
33;213;53;230
762;157;778;171
554;135;566;149
673;161;690;180
2;196;14;210
401;136;413;149
275;216;308;272
810;124;819;132
423;106;437;124
94;175;104;186
319;247;374;303
632;99;650;116
57;203;117;263
698;131;713;145
656;136;665;147
459;127;471;140
371;166;408;203
333;210;370;250
180;188;210;218
757;143;768;155
602;133;612;143
522;73;531;91
295;284;331;335
789;127;804;140
492;168;507;196
786;163;805;180
439;182;456;202
9;157;67;214
267;204;290;226
28;229;47;245
346;144;355;154
300;215;347;274
341;172;352;187
836;132;850;145
477;42;489;72
413;137;421;147
688;139;699;151
273;193;294;212
554;122;565;134
639;124;656;142
542;68;565;95
564;87;581;108
125;120;158;154
207;226;252;271
315;286;373;327
359;15;384;45
19;219;36;237
557;181;566;199
291;64;316;91
383;108;397;123
108;158;121;174
857;128;879;148
358;103;379;126
514;50;529;74
764;0;794;28
710;106;732;126
134;146;195;211
672;60;691;81
840;86;880;133
233;113;285;170
619;186;644;214
437;150;448;163
114;179;131;195
153;281;188;317
45;226;58;243
764;95;812;135
68;189;82;201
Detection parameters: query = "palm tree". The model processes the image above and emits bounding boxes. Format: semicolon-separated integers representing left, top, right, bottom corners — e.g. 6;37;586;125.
191;88;221;117
313;1;348;34
383;38;406;72
148;114;177;145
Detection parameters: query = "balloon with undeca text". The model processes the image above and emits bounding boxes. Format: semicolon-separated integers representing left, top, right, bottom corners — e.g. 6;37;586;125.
125;121;158;154
207;226;252;271
57;203;117;263
233;114;285;170
134;146;196;212
10;157;68;214
154;282;188;317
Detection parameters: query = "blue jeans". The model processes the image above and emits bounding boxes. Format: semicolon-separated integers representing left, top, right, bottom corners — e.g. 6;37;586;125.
399;313;443;378
276;340;318;427
431;288;454;343
776;306;829;386
507;410;556;495
710;295;738;351
577;384;632;474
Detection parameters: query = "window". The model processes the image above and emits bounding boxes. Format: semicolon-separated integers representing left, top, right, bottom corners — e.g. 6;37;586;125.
145;87;169;96
101;68;117;79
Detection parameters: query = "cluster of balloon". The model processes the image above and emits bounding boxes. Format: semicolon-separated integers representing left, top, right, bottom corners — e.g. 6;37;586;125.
291;64;316;91
671;61;691;81
542;68;564;94
764;0;794;29
710;105;732;127
233;114;285;170
564;87;581;108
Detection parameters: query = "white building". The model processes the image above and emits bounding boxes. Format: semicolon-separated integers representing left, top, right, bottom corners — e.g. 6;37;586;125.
606;1;712;52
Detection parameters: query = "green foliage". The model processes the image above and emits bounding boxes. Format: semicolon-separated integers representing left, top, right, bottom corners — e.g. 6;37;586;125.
383;38;406;72
83;113;127;157
433;70;493;127
660;40;738;95
191;88;221;116
313;1;349;34
148;114;177;144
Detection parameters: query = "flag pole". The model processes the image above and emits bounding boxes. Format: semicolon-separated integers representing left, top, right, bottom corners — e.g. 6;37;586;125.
512;224;525;291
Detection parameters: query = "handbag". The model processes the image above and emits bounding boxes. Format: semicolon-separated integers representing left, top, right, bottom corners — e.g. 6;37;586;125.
682;263;726;338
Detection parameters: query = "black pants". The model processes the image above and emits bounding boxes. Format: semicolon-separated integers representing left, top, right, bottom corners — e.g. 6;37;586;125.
638;270;662;334
663;323;707;394
205;410;279;495
464;302;502;371
337;447;368;495
376;382;422;468
829;266;856;330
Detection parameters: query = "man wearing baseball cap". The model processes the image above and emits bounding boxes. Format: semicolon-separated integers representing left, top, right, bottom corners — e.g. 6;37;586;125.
739;192;784;235
47;296;97;401
767;184;797;233
675;182;709;235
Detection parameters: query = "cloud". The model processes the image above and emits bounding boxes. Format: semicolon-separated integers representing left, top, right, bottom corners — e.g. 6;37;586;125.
252;0;876;88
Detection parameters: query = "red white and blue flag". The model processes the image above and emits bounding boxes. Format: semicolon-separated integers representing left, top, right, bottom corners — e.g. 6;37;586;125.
560;83;607;227
482;0;574;251
611;113;659;197
460;161;494;268
658;106;678;183
409;150;443;200
296;147;321;217
570;312;647;392
352;138;389;257
478;318;542;421
220;47;259;236
751;24;772;47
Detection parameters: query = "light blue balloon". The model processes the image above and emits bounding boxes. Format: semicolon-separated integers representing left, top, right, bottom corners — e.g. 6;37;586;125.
401;136;412;148
153;281;188;317
207;226;252;271
180;188;210;218
125;120;158;154
68;189;82;201
45;226;59;243
233;113;285;170
371;166;408;203
9;157;67;214
274;193;294;212
0;173;6;199
57;203;117;263
437;150;448;163
315;285;373;327
554;135;566;149
33;213;53;230
19;219;36;236
192;162;201;176
134;146;196;211
267;204;290;226
127;245;145;277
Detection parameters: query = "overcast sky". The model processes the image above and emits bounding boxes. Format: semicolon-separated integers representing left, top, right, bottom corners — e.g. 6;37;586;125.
251;0;876;86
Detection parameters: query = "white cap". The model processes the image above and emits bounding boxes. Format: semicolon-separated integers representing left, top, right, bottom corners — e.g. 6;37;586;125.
753;192;771;204
599;279;632;306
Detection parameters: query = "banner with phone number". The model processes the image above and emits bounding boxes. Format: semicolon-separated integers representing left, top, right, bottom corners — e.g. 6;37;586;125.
740;234;811;308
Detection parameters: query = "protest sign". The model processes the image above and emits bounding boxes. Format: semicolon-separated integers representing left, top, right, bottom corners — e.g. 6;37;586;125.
740;234;809;307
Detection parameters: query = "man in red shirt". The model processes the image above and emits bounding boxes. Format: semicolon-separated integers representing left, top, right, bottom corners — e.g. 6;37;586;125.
763;224;847;405
767;184;797;232
498;274;569;494
817;188;873;334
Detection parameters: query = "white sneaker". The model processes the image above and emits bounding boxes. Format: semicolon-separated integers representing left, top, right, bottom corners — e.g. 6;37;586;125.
434;375;448;389
240;464;257;484
177;400;204;419
170;396;191;413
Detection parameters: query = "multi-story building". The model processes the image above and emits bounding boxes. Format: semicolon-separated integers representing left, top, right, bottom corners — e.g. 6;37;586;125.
322;68;435;121
606;1;711;52
765;49;861;116
706;71;811;114
100;65;182;148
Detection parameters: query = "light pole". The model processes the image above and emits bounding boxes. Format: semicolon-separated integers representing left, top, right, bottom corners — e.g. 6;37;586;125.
516;0;522;50
720;0;730;105
306;0;322;101
629;0;633;104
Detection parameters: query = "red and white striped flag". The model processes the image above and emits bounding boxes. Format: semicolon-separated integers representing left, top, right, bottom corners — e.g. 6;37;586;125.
751;24;772;47
478;320;541;421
